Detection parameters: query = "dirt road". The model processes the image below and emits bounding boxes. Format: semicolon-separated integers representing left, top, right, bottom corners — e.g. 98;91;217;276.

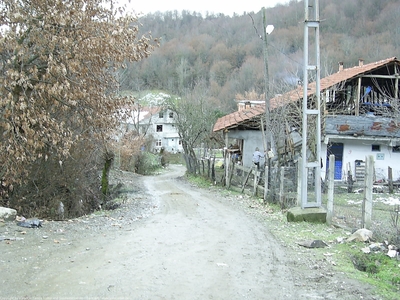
1;165;376;299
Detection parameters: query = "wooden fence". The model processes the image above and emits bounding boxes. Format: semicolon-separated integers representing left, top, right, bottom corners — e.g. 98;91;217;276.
195;154;400;232
196;156;299;208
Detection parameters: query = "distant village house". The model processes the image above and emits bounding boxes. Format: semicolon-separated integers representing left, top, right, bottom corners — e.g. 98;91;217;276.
122;105;183;153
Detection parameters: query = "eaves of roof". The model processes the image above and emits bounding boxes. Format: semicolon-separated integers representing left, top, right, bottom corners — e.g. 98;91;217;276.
213;57;399;132
139;106;161;121
212;105;265;132
128;106;161;123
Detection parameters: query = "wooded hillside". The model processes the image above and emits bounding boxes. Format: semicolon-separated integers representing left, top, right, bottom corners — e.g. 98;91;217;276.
122;0;400;113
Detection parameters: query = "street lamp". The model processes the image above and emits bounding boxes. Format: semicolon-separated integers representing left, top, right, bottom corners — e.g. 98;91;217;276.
266;24;274;35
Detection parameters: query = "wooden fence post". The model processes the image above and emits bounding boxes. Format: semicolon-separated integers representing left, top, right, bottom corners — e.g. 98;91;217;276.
297;161;301;206
362;155;374;229
241;168;252;193
263;165;269;204
347;170;354;193
279;167;285;207
327;154;335;225
207;158;211;179
253;167;258;196
227;162;235;188
388;166;393;194
211;156;216;183
225;153;230;187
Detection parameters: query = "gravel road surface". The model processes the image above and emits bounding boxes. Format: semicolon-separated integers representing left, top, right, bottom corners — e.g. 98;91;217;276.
0;164;377;299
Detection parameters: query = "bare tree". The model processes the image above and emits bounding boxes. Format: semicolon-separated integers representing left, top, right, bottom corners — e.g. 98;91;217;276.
166;82;220;174
0;0;158;215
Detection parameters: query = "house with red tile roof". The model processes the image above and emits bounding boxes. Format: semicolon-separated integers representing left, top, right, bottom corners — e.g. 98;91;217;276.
213;57;400;182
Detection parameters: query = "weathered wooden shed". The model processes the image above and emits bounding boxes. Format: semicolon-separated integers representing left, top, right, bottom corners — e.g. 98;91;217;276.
213;57;400;181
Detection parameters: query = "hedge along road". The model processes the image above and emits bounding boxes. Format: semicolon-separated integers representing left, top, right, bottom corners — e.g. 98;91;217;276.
0;164;372;299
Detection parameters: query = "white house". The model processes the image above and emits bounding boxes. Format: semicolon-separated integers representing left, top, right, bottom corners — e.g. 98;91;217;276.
123;105;183;153
148;108;183;153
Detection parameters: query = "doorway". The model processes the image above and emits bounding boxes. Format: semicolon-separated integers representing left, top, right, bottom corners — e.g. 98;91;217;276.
327;143;344;180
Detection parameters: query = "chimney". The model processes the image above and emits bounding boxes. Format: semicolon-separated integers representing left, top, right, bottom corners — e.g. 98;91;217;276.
359;58;364;66
338;62;344;72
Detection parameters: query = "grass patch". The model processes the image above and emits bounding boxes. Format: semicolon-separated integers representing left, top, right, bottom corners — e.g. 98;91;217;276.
273;219;400;299
347;250;400;298
214;150;224;158
247;196;400;299
163;152;185;165
351;252;386;273
186;173;215;189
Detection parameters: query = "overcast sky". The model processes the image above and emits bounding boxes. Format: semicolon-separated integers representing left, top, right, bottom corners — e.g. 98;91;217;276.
121;0;290;16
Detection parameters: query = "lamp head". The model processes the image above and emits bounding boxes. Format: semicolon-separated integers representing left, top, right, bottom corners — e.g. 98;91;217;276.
266;25;274;35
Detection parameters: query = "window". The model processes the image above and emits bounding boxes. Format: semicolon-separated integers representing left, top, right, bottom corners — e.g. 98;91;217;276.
156;139;162;147
159;112;164;118
393;146;400;153
371;144;380;152
156;125;163;132
169;112;174;118
179;139;182;145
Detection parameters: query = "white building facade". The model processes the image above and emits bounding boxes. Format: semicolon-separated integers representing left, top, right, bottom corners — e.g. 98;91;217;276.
148;109;183;153
321;137;400;182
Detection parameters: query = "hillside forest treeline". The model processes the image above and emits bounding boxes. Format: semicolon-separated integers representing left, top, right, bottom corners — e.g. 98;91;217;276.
123;0;400;113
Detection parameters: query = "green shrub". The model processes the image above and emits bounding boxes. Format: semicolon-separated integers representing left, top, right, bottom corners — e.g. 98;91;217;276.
135;151;162;175
162;152;184;165
351;252;381;274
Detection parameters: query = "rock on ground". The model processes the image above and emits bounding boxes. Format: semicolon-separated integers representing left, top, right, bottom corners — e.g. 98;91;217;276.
0;207;17;221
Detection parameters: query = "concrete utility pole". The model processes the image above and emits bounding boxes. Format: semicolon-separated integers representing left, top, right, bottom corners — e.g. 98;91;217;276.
262;7;270;156
262;8;274;201
301;0;322;208
362;155;374;229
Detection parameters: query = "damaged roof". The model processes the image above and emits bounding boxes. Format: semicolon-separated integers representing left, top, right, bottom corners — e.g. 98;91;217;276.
213;105;265;132
213;57;399;132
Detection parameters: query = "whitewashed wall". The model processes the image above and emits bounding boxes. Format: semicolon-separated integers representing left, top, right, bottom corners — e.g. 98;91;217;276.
322;139;400;182
228;129;265;167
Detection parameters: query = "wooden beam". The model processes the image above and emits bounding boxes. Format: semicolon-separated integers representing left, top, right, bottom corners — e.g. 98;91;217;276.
361;74;399;79
241;168;252;193
356;77;361;116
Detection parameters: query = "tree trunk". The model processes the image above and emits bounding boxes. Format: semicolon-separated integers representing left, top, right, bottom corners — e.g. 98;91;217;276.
182;141;198;174
101;151;115;203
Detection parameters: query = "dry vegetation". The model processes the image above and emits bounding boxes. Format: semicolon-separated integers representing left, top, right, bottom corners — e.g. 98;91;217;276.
0;0;158;217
